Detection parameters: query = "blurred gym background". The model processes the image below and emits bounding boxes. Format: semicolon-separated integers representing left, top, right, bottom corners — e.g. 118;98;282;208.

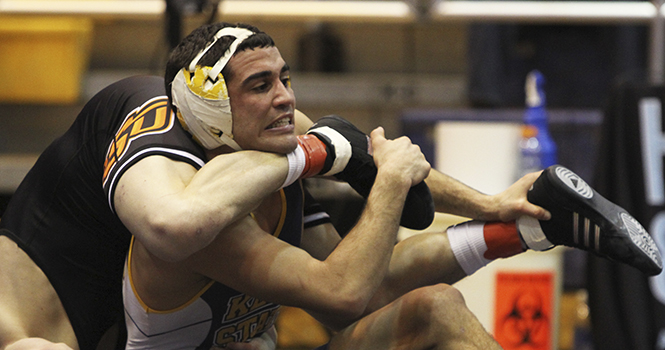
0;1;661;349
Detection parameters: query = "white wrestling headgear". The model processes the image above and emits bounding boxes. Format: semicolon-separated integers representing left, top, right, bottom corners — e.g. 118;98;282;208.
171;26;255;150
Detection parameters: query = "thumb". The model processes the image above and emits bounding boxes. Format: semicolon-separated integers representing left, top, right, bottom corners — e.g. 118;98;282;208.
370;127;386;149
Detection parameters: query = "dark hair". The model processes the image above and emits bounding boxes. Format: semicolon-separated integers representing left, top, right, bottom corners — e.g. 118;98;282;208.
164;22;275;103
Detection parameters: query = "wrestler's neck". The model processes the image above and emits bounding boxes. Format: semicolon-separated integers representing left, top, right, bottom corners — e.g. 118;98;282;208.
205;144;235;160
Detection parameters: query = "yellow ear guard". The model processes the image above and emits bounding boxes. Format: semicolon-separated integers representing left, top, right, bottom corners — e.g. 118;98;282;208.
171;27;254;150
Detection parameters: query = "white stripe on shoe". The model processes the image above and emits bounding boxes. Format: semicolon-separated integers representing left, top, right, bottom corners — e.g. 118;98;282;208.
584;217;590;248
574;212;579;245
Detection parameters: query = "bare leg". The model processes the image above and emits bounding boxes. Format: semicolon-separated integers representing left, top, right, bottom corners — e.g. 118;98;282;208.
0;236;78;350
329;284;502;350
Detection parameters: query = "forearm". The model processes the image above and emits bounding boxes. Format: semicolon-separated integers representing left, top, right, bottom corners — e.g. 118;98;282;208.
303;170;410;329
187;151;288;219
116;151;290;262
426;169;551;223
188;169;411;331
171;151;291;256
425;169;494;221
325;170;409;299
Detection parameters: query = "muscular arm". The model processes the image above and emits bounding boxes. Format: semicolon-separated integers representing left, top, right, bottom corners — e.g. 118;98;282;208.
185;128;429;327
425;170;491;219
358;171;553;316
187;163;411;321
115;111;314;262
300;110;546;224
426;169;550;222
115;151;289;262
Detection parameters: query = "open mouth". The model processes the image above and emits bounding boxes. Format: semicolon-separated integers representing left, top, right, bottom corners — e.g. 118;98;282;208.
266;118;291;130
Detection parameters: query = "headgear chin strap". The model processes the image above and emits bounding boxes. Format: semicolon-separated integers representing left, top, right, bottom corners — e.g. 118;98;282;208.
171;26;255;150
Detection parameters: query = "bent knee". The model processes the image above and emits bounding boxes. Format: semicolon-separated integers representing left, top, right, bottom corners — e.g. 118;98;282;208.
408;284;466;310
397;284;467;326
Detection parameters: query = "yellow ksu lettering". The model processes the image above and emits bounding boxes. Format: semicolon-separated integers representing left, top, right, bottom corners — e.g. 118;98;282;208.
225;295;268;321
215;308;281;347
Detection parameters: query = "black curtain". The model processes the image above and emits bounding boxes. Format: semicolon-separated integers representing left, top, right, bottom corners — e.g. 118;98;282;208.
589;81;665;350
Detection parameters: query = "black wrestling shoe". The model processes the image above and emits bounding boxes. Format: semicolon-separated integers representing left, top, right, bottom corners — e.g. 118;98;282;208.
525;165;663;275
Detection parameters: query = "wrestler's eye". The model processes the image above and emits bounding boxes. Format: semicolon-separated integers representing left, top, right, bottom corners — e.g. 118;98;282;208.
252;83;270;92
281;76;291;88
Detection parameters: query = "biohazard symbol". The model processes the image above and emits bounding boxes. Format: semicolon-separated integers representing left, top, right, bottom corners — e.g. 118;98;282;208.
498;289;550;349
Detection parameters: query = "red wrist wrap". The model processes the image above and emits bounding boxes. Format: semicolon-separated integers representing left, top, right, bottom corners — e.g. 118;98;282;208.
297;134;328;178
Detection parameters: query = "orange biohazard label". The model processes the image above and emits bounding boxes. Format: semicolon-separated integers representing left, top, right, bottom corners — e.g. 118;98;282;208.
494;272;553;350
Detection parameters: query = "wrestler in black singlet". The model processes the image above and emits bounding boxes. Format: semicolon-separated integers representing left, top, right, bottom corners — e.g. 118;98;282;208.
2;76;210;349
1;75;331;350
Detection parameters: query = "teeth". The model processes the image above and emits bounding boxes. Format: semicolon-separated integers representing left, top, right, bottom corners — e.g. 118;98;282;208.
268;119;290;129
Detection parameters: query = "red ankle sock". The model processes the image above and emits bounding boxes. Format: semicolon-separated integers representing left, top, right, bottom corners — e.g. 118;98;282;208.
448;220;525;275
482;221;525;260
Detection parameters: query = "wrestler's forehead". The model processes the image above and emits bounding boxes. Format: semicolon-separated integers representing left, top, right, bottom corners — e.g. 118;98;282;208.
227;47;287;82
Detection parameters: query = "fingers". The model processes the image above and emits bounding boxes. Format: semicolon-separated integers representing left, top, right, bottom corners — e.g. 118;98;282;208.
516;171;541;189
525;203;552;221
490;170;552;222
369;127;386;150
370;130;430;186
520;171;551;220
